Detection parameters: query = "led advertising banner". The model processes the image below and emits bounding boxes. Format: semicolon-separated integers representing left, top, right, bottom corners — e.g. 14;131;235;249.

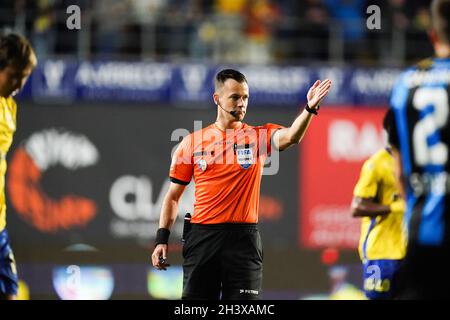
299;107;387;249
18;61;400;106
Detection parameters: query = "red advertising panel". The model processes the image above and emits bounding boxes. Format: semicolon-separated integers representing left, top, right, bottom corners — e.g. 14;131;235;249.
300;107;387;249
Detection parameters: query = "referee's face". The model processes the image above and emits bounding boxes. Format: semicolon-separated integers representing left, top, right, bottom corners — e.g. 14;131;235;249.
218;79;249;121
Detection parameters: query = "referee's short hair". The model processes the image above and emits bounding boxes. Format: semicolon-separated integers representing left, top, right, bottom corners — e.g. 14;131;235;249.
214;69;247;91
0;33;37;71
431;0;450;44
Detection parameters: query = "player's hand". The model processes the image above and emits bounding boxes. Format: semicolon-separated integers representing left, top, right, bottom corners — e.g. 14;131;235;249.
307;79;332;110
152;244;171;270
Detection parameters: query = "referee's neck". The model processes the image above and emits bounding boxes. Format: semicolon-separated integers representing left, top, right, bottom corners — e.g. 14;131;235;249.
214;119;243;131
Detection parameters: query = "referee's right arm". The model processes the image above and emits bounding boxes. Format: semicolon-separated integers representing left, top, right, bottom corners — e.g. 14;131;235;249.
159;182;186;230
151;182;186;270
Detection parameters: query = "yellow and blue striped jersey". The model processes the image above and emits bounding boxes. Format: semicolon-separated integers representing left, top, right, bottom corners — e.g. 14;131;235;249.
353;148;407;261
0;96;17;232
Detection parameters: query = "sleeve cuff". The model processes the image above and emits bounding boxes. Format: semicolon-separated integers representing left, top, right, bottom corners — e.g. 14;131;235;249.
170;176;190;185
270;128;282;153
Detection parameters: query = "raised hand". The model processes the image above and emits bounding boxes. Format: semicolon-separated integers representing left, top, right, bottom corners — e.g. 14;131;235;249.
307;79;332;110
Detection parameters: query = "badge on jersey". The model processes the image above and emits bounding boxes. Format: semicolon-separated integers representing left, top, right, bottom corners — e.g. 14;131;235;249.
197;159;207;172
236;148;253;169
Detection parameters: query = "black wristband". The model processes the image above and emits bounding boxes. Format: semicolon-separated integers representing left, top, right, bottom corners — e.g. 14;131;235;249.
155;228;170;246
305;103;319;115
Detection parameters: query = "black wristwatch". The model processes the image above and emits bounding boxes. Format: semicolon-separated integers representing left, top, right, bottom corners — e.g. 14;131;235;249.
305;103;320;115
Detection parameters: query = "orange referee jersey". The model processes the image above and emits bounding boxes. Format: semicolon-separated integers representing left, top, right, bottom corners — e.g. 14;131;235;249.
170;122;283;224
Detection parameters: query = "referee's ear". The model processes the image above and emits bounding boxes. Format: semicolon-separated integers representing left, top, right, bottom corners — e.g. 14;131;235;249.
213;93;219;105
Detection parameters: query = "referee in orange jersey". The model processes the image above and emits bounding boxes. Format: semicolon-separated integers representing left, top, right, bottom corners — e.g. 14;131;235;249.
152;69;331;300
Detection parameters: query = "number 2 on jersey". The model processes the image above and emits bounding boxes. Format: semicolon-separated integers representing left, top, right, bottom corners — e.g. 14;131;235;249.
412;87;449;167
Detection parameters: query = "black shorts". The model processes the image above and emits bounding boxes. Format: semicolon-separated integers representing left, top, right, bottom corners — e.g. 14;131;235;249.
182;223;263;300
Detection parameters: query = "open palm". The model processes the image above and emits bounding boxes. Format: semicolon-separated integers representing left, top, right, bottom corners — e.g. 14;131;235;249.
307;79;332;110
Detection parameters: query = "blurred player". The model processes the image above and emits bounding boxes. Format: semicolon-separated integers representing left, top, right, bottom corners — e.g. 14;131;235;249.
151;69;331;299
351;109;407;300
328;265;367;300
0;33;37;300
386;0;450;299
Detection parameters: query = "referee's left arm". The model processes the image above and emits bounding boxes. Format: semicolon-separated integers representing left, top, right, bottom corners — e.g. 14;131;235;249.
273;79;331;151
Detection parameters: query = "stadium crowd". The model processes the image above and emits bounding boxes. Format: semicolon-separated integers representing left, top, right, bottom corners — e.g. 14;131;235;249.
0;0;435;65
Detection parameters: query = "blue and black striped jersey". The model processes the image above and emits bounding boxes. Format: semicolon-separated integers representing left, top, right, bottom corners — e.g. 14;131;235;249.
388;57;450;247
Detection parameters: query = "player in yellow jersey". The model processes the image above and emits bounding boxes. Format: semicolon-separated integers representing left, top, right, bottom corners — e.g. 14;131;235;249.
0;33;37;300
351;109;407;300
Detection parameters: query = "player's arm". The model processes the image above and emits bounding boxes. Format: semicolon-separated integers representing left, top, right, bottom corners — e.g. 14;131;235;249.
351;196;391;217
273;79;331;151
151;182;186;270
352;194;406;218
351;150;405;218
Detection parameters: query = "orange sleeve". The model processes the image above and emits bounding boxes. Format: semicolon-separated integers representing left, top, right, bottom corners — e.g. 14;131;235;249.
258;123;285;156
169;134;193;185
